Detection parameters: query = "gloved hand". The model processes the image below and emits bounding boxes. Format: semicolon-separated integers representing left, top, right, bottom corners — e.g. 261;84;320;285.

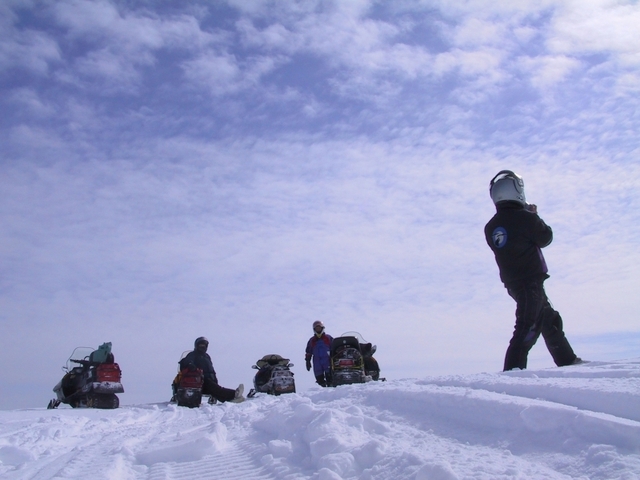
306;359;311;371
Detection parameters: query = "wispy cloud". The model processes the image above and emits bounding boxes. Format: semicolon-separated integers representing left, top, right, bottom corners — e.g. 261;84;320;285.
0;2;60;75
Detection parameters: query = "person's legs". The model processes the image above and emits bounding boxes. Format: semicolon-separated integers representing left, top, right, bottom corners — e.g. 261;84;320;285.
323;368;333;387
503;282;544;371
315;374;327;387
539;293;578;366
202;378;236;402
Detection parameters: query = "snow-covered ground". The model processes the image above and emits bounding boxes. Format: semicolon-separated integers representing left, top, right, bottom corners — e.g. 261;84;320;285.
1;359;639;480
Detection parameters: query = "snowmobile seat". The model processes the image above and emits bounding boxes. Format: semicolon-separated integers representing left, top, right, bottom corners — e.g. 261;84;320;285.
255;354;290;368
331;336;360;354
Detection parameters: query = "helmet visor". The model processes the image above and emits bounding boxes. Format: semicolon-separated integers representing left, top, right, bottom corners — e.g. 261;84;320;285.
490;170;524;193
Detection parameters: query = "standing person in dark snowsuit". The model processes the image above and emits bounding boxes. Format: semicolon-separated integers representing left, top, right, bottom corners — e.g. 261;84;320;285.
179;337;245;403
305;321;333;387
484;170;582;371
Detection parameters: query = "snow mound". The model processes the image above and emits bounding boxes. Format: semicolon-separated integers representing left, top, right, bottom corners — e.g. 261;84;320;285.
1;359;639;479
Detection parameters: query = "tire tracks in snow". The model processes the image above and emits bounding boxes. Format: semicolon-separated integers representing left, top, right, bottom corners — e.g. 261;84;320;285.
4;403;276;480
5;405;195;479
146;438;274;480
138;403;276;480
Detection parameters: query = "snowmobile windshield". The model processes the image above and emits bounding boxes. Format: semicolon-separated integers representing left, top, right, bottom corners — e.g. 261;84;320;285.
177;350;191;372
64;347;95;371
340;331;368;343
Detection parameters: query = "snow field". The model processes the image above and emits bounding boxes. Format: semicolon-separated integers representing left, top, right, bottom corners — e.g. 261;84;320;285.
1;359;639;479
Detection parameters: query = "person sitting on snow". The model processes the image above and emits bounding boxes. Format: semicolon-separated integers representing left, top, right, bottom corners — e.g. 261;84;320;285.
179;336;245;403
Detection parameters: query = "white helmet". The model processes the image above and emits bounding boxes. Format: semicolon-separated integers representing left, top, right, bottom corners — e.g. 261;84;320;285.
489;170;526;206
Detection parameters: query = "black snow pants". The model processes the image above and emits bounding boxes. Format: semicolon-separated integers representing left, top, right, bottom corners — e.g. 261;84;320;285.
203;377;236;402
504;280;577;371
315;371;332;387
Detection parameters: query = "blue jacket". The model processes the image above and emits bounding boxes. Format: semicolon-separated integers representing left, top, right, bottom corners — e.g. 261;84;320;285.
305;333;333;375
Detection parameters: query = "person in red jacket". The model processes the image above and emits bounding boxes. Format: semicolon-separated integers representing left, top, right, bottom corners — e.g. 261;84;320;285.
484;170;581;371
305;321;333;387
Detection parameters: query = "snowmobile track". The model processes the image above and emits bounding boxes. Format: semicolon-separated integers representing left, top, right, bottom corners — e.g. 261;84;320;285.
146;439;275;480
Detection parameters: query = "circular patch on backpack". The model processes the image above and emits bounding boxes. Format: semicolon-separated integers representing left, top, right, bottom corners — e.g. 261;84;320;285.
492;227;507;248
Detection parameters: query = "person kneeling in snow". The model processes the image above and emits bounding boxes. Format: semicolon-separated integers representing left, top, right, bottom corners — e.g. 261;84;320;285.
180;337;244;403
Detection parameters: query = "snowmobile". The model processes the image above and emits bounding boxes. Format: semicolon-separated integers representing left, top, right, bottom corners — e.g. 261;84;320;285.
247;354;296;398
330;332;384;387
47;342;124;409
170;351;216;408
330;334;366;386
348;331;384;381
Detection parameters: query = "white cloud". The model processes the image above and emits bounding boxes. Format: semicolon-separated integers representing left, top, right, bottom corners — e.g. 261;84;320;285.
47;0;219;90
53;0;163;47
182;52;241;94
0;14;60;75
452;18;508;47
518;54;582;89
512;26;538;44
435;48;504;77
73;47;155;90
8;88;56;117
547;0;640;65
235;2;415;77
236;19;299;52
615;72;640;95
181;52;287;97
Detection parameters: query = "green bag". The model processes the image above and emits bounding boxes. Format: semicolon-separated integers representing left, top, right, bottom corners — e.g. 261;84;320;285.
89;342;113;363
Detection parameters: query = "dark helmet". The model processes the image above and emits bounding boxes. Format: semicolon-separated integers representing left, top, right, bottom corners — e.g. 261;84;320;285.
489;170;526;206
194;336;209;349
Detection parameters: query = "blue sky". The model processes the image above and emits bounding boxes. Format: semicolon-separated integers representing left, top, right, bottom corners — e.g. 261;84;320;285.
1;0;639;409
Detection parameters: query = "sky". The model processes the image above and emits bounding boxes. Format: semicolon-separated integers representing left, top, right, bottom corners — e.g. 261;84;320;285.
1;359;639;479
1;0;640;410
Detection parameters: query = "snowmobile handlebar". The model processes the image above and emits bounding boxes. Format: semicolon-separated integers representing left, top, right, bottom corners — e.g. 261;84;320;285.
70;358;102;367
252;362;294;369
